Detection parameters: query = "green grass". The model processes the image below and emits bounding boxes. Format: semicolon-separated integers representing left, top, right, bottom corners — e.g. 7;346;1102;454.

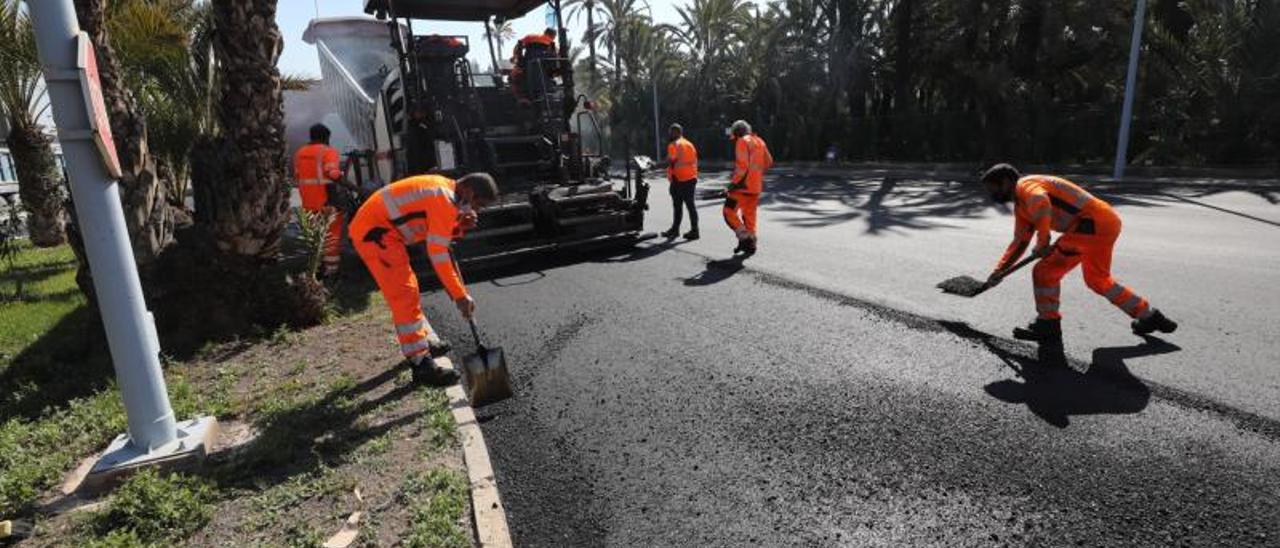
401;469;470;548
420;387;456;451
0;244;222;519
0;243;83;370
83;469;214;545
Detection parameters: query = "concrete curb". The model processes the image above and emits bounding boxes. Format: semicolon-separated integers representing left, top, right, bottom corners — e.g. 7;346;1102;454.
434;356;513;548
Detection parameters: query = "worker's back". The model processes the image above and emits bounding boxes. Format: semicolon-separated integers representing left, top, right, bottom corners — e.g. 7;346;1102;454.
294;143;340;210
351;175;458;245
1014;175;1110;233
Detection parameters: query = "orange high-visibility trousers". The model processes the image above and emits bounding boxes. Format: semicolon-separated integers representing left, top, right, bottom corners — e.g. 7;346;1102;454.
1030;207;1152;321
352;233;435;360
723;191;759;240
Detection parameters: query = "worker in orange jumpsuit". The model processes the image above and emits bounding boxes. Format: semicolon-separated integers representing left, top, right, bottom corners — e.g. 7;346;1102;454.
723;120;772;255
663;123;700;240
510;28;557;102
294;124;354;277
348;173;499;385
982;163;1177;350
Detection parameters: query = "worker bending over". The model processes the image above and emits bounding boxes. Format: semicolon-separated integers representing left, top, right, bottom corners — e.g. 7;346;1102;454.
724;120;772;255
294;124;355;277
982;164;1177;350
663;123;699;240
349;173;499;385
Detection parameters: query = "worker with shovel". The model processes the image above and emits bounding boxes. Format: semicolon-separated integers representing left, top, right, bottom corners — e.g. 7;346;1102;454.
348;173;499;385
981;164;1178;350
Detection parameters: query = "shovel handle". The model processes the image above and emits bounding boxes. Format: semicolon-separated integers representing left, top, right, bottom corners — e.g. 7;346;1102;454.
468;317;485;351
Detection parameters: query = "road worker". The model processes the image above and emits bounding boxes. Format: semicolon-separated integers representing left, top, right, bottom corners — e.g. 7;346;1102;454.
348;173;500;385
723;120;772;255
662;123;699;240
294;124;355;277
982;163;1177;350
510;28;557;102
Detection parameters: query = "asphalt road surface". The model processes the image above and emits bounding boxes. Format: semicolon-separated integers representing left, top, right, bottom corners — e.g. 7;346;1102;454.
422;168;1280;547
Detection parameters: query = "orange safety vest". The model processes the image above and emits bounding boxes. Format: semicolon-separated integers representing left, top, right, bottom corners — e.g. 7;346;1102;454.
294;143;341;211
666;137;698;182
351;175;467;299
731;134;773;194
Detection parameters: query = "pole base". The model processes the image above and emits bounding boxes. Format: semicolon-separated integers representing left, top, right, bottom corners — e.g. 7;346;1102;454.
77;416;219;494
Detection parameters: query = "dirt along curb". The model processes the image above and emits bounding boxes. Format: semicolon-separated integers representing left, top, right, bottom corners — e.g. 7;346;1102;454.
433;356;513;548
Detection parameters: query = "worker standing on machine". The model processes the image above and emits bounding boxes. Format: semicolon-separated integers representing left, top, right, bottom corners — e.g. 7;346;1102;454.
294;123;355;278
663;123;700;241
348;173;500;385
723;120;772;255
981;163;1178;356
510;28;557;102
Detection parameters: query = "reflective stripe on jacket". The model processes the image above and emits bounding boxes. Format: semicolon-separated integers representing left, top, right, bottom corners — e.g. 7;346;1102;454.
995;175;1112;271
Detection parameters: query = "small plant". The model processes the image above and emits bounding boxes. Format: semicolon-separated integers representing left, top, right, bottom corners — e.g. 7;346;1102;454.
88;469;214;544
419;387;456;451
294;207;336;281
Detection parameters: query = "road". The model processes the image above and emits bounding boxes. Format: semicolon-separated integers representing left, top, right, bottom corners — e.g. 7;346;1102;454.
421;168;1280;546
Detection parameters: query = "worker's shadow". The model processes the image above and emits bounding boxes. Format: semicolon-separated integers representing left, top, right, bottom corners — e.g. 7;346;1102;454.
682;255;747;286
939;321;1180;428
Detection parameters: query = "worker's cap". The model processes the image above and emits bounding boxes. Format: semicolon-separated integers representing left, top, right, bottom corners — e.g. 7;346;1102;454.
668;123;683;134
544;27;556;35
728;120;751;138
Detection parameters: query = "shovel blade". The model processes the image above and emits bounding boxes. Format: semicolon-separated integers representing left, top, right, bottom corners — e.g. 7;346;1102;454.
937;275;988;297
461;346;513;407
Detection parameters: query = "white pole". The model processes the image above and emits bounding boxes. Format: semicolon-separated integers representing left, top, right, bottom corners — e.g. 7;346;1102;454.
652;76;660;159
28;0;177;451
1113;0;1147;181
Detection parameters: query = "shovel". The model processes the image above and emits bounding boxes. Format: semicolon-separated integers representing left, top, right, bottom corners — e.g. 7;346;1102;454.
460;317;513;407
937;253;1040;297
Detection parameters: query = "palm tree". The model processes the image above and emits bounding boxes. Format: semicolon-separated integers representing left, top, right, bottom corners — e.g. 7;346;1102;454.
73;0;176;268
565;0;601;84
0;0;65;247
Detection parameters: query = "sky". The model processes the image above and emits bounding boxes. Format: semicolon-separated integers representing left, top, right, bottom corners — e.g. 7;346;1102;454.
276;0;752;78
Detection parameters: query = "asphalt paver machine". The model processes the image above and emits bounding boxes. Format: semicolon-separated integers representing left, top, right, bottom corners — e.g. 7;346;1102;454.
327;0;652;263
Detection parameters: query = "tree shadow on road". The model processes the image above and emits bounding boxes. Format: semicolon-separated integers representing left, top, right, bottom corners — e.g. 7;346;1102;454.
759;174;996;234
939;321;1180;428
682;255;747;286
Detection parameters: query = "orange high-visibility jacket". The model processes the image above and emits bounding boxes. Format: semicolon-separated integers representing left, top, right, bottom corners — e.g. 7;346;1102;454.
731;134;773;194
995;175;1111;271
294;143;342;210
667;137;698;182
352;175;468;300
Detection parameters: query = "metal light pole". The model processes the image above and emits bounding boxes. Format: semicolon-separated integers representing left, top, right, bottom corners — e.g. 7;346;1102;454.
28;0;215;489
652;76;660;160
1113;0;1147;181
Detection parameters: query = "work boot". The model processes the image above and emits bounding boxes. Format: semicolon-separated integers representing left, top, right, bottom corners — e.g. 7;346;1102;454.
733;240;746;254
412;360;459;386
1132;309;1178;336
1012;318;1062;344
742;237;757;256
661;228;679;239
426;334;452;358
683;229;700;241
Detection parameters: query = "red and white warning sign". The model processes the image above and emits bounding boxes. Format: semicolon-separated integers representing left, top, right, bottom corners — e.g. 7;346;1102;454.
76;32;122;179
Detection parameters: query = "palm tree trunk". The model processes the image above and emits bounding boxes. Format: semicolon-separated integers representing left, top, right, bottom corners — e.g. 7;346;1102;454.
73;0;175;268
586;1;598;85
196;0;290;259
6;119;65;247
